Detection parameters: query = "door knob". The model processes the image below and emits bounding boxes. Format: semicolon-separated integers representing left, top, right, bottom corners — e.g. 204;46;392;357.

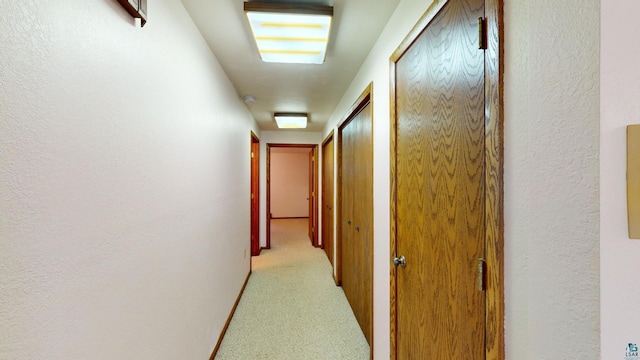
393;255;406;268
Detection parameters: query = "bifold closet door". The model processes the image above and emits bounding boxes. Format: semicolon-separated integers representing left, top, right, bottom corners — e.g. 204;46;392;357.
340;100;373;345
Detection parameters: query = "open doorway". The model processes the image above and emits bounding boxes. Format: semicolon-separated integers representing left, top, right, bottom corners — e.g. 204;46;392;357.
266;143;319;249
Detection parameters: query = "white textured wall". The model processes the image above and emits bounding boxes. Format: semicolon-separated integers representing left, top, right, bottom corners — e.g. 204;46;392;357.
258;131;322;249
504;0;600;358
601;1;640;358
0;1;257;358
325;0;601;358
270;152;310;218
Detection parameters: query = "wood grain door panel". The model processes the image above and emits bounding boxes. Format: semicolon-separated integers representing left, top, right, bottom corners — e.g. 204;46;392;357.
322;134;335;265
394;0;486;358
339;93;373;347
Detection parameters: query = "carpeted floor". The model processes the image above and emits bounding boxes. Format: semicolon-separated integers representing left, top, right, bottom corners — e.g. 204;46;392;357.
214;218;370;360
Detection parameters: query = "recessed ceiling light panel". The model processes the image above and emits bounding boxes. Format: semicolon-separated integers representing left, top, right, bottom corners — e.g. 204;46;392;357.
274;113;308;129
244;2;333;64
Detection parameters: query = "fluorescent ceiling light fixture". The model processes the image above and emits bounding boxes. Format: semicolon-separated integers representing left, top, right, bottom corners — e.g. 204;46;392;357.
244;2;333;64
274;113;308;129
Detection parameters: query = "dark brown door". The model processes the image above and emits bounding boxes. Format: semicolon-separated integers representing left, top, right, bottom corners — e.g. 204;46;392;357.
392;0;486;358
339;89;373;346
250;133;260;256
322;134;335;265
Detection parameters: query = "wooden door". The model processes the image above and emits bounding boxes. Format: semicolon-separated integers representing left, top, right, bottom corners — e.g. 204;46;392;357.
352;101;373;346
341;113;357;324
250;133;260;256
392;0;487;358
308;147;319;246
339;88;373;346
339;112;355;292
322;133;335;265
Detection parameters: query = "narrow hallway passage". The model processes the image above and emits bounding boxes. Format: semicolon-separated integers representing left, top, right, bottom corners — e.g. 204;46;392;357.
215;219;369;359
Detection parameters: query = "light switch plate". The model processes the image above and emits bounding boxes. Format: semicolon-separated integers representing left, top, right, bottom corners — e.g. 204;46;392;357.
628;125;640;239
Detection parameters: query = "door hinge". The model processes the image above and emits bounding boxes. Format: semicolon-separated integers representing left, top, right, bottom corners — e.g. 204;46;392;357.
251;193;254;200
477;258;486;291
251;152;254;159
478;17;487;50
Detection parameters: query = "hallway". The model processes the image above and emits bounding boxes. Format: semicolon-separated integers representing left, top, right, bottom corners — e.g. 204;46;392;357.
215;219;369;359
1;0;611;359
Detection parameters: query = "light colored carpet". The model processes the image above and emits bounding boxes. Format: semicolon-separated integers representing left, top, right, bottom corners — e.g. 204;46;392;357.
214;218;370;360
